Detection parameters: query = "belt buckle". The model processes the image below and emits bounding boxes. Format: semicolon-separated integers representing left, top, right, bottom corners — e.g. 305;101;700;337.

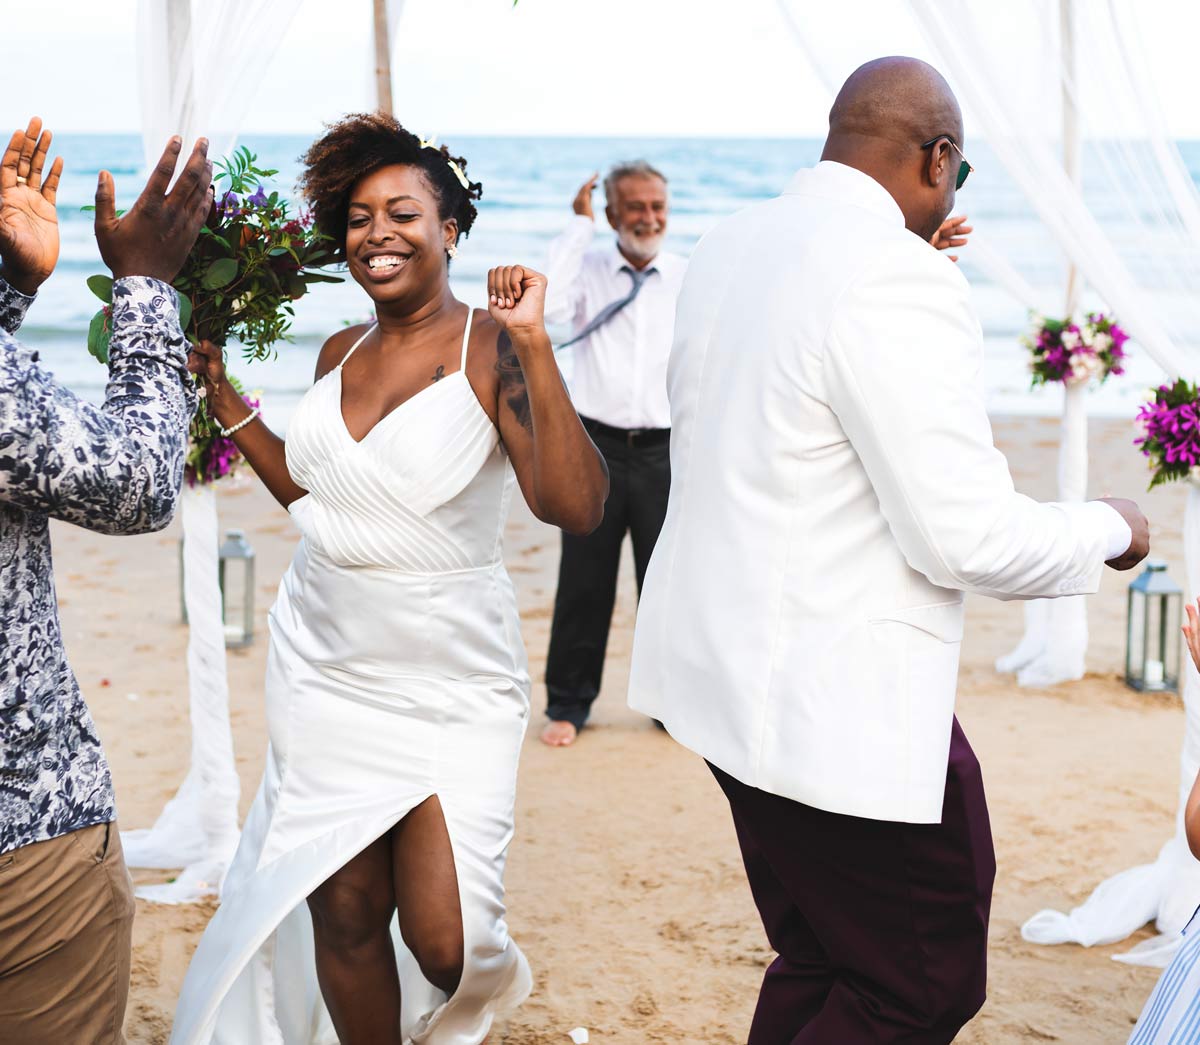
627;427;645;447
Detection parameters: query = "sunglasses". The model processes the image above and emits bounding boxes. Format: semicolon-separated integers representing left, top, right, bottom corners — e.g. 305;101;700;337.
920;136;974;190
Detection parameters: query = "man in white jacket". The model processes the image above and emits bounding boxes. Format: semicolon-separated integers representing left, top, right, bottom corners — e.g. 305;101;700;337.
627;57;1149;1042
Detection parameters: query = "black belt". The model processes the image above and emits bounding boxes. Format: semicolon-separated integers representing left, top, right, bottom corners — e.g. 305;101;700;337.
581;415;670;448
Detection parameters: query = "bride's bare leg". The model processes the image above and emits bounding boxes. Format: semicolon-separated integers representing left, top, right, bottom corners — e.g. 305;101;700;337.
308;835;402;1044
393;795;465;996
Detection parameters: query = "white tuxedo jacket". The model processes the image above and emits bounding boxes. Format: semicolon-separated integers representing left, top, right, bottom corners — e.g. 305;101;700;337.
627;161;1123;824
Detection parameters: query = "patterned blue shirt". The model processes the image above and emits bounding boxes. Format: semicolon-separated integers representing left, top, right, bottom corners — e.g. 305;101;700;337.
0;276;196;854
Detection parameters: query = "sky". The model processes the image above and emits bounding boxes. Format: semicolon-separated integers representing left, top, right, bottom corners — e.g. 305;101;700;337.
2;0;1199;140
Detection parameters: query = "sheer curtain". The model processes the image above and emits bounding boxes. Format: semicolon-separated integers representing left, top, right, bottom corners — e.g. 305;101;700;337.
776;0;1200;964
137;0;305;167
121;0;305;904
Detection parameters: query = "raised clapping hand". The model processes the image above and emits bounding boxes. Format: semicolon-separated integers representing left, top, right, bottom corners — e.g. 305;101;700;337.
572;173;599;220
94;136;214;284
931;214;972;262
488;265;548;337
0;118;64;295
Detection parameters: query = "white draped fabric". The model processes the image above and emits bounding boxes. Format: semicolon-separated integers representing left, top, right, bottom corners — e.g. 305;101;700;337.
136;0;305;169
776;0;1200;962
122;486;241;903
122;0;305;901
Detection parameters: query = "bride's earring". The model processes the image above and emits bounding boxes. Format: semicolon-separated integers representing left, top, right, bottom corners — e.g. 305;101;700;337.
447;244;458;259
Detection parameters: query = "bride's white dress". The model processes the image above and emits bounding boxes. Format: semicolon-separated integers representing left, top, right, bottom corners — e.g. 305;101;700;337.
170;311;532;1044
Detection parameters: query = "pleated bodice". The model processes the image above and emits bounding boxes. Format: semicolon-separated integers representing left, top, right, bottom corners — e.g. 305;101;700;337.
284;313;516;573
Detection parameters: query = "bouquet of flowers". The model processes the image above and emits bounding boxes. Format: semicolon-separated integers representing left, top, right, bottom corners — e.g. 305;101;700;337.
1024;312;1129;388
84;147;341;486
86;146;340;363
1135;378;1200;488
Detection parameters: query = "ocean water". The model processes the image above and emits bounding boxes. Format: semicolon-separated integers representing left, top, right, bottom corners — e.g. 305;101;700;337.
19;132;1195;429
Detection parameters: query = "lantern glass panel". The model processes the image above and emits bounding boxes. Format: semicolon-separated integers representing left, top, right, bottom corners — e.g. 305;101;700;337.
1127;588;1145;687
1165;592;1182;689
1126;561;1182;692
218;530;255;648
1145;592;1164;688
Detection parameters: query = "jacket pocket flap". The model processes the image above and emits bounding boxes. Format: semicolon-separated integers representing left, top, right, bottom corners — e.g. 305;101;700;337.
869;601;964;643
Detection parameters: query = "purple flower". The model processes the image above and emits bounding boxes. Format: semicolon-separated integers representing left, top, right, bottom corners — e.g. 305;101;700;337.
217;191;241;218
247;185;269;208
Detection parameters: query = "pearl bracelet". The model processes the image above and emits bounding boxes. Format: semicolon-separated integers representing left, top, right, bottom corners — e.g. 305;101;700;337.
219;406;261;438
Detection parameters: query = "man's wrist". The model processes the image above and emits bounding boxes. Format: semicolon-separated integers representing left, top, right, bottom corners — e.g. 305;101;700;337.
0;264;41;298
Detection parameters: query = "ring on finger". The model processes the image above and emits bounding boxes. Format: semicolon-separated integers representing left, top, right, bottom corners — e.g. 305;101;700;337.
15;175;26;185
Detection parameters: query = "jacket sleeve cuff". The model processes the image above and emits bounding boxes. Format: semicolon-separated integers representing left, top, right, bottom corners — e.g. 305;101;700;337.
0;277;36;335
1080;499;1134;561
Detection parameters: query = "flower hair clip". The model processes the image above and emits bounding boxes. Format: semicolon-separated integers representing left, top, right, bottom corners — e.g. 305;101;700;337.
419;134;472;192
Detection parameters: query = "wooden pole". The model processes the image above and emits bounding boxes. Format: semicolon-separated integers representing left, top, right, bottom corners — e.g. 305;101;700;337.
1061;0;1081;316
373;0;394;116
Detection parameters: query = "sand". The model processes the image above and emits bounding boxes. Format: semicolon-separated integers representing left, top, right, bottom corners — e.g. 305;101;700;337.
47;412;1193;1044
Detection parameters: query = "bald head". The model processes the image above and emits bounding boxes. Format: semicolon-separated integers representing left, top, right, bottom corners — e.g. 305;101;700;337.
829;57;961;151
822;57;964;242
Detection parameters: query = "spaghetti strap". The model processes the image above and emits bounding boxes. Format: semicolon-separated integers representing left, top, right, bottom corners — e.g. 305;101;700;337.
460;308;474;370
337;324;377;369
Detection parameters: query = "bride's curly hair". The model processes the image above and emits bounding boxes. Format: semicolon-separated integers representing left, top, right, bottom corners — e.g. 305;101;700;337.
298;112;483;263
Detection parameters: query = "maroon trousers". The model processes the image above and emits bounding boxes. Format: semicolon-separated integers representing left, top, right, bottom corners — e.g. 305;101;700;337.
709;717;995;1044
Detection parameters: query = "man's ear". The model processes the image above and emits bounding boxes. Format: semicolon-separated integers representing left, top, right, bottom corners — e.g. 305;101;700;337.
926;141;950;189
605;203;620;233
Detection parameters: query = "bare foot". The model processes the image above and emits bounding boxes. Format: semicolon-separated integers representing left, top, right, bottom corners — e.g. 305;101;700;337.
540;720;578;747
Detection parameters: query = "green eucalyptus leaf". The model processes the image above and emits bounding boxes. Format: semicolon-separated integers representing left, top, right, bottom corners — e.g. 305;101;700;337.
87;309;110;364
303;272;344;284
201;257;239;289
86;274;114;303
178;295;193;332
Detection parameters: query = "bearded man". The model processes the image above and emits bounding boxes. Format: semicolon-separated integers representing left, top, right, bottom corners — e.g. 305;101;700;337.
539;161;684;746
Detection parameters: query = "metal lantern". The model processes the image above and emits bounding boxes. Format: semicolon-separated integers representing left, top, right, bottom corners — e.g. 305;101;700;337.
218;529;256;648
1125;560;1182;693
178;529;257;648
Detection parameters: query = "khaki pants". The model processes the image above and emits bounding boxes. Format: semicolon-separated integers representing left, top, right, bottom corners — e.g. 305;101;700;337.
0;822;135;1044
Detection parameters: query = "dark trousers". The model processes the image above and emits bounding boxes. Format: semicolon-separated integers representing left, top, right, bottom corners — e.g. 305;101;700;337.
544;417;670;729
710;717;996;1044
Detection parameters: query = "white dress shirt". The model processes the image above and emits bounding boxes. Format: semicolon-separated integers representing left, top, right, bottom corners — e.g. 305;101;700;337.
627;161;1131;825
544;214;687;430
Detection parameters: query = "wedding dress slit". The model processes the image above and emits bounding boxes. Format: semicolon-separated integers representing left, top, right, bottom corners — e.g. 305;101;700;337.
170;311;533;1044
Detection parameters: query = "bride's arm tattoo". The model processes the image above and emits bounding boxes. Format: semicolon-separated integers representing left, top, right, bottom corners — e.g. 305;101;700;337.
496;330;532;431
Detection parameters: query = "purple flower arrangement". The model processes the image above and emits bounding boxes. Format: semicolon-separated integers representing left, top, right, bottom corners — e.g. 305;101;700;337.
1135;378;1200;488
1024;312;1129;388
186;380;259;487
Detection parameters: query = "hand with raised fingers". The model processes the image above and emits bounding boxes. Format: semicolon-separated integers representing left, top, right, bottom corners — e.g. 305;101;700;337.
487;264;548;337
931;213;972;263
572;173;599;220
94;136;214;283
0;117;65;295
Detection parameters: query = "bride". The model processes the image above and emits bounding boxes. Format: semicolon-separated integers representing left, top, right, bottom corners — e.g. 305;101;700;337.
171;113;608;1044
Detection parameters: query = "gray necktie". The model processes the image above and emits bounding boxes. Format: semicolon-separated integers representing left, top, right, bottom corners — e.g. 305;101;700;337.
557;265;653;351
